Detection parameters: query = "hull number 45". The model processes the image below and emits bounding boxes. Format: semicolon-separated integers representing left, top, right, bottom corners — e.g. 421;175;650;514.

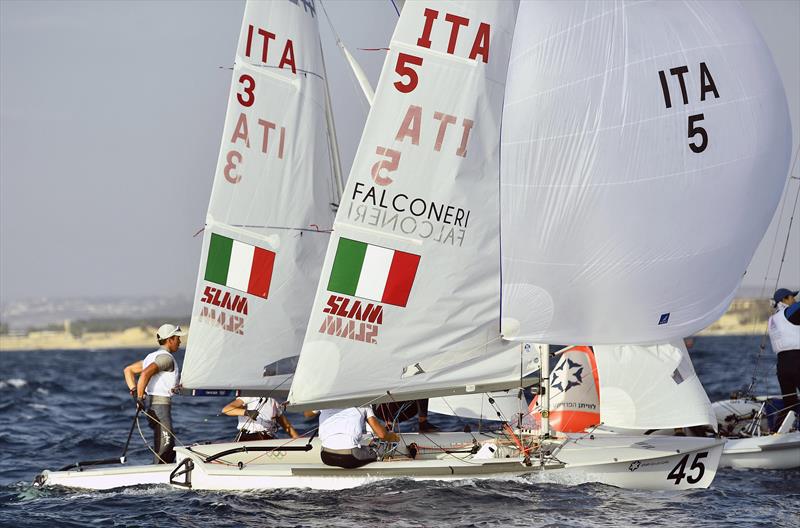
667;451;708;485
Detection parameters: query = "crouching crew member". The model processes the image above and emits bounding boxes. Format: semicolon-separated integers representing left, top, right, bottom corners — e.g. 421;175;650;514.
318;407;399;469
222;396;299;441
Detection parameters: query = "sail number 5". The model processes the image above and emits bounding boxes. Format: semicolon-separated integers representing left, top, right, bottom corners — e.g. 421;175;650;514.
371;147;401;186
658;62;719;154
687;114;707;153
667;451;708;485
394;53;423;94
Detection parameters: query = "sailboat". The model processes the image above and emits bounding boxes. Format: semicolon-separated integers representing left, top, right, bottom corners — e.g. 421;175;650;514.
167;0;788;492
711;397;799;469
36;0;340;489
547;344;800;470
38;0;791;491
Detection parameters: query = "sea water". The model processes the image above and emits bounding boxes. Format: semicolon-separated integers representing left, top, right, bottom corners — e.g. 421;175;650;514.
0;336;798;527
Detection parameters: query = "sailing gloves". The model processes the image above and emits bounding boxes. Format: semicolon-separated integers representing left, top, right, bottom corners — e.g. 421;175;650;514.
136;398;147;412
245;409;259;420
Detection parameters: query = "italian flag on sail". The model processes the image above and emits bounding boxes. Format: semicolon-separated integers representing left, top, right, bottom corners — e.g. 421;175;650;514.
327;238;420;307
204;233;276;299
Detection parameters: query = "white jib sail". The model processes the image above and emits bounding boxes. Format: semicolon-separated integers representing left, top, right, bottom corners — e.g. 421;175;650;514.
501;0;792;345
289;0;520;409
181;0;335;392
593;341;717;431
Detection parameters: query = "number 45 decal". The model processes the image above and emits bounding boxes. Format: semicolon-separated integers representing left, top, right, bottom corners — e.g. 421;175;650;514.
667;451;708;485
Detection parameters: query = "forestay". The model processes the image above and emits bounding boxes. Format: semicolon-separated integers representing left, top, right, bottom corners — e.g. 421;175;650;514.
181;0;335;392
593;341;717;430
501;0;792;344
289;0;520;409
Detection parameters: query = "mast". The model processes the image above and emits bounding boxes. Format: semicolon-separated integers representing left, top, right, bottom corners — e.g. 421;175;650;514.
538;343;551;438
319;40;344;201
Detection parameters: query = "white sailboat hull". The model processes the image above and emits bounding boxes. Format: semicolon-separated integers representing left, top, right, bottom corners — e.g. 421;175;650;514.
547;434;724;490
35;464;175;490
719;432;800;469
36;433;723;491
174;453;545;492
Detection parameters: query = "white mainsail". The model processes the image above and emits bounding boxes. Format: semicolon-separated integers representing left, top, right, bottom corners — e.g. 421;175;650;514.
181;0;335;393
289;0;521;408
593;341;717;431
501;0;792;345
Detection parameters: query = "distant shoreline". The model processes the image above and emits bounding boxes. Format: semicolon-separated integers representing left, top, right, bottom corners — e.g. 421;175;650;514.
0;326;178;352
0;299;773;352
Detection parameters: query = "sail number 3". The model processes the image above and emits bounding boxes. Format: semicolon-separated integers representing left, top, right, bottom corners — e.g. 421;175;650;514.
222;24;295;184
666;451;708;485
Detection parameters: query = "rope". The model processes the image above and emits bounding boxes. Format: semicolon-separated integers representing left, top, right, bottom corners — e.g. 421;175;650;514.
747;142;800;395
135;410;166;464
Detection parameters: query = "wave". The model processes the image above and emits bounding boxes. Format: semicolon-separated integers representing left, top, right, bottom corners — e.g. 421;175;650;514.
0;379;28;389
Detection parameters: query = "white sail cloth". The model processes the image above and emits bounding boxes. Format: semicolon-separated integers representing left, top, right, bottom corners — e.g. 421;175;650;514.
289;0;520;408
428;391;527;422
593;341;717;431
501;0;792;344
181;1;335;391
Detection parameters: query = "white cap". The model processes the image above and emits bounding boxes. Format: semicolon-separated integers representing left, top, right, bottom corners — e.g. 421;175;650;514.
157;323;186;340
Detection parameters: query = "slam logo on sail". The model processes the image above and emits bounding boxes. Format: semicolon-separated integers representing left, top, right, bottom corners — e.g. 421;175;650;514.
199;233;276;335
319;238;420;344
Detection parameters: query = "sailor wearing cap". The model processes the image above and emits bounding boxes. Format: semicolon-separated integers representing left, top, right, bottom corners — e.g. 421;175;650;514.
123;323;186;463
768;288;800;432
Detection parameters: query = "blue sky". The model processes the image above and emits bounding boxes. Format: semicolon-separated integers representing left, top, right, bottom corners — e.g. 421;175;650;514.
1;0;797;304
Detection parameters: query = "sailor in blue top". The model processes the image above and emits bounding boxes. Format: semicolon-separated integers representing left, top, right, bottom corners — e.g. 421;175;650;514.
767;288;800;431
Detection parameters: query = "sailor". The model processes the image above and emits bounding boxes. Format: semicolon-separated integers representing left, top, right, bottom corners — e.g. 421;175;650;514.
222;397;300;441
123;323;185;464
374;399;440;432
767;288;800;431
316;407;399;469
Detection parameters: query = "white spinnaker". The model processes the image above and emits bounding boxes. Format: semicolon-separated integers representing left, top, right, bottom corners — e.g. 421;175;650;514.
181;1;334;392
289;1;520;408
501;0;792;344
593;341;717;430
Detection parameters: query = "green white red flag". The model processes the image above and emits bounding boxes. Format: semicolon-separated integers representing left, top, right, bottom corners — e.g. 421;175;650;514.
327;238;420;307
205;233;275;299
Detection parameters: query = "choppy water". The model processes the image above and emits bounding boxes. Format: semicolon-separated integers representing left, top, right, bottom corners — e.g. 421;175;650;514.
0;336;798;527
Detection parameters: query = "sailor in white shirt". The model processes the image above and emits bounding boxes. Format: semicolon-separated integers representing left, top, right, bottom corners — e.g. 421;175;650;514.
123;323;185;464
317;407;399;469
222;397;299;441
768;288;800;431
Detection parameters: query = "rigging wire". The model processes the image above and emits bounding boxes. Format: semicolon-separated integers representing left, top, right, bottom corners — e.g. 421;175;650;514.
747;142;800;395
